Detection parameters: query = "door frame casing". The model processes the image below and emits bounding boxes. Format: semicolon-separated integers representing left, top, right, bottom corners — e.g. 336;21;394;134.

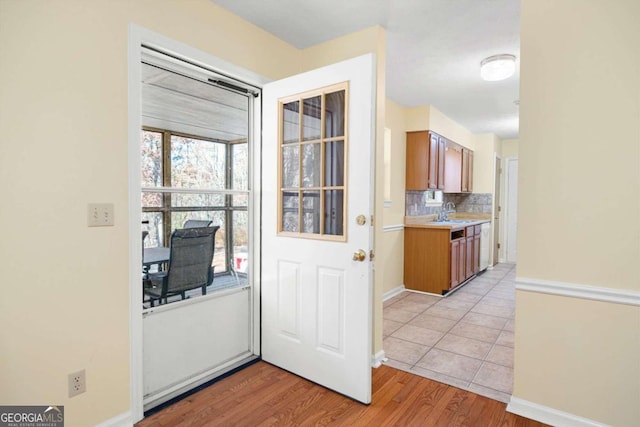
504;157;518;263
127;24;267;423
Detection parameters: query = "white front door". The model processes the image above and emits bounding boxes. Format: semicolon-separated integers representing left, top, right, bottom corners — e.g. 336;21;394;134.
261;54;375;404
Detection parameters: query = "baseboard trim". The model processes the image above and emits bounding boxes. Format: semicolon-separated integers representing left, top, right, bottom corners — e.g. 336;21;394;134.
382;285;405;301
507;397;610;427
95;411;132;427
383;224;404;232
371;350;387;368
516;277;640;307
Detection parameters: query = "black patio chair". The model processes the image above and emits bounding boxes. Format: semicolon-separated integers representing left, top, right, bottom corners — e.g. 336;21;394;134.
144;226;219;307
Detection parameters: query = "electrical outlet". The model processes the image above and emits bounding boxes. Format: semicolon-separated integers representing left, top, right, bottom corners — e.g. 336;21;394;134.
87;203;114;227
68;369;86;397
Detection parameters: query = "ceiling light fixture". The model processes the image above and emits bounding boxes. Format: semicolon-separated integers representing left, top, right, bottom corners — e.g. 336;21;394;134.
480;54;516;81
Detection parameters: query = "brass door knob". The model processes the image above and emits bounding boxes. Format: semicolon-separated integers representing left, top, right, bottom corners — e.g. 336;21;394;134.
352;249;366;262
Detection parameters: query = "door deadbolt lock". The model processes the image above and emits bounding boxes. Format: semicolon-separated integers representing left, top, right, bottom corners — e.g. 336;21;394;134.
352;249;367;262
356;215;367;225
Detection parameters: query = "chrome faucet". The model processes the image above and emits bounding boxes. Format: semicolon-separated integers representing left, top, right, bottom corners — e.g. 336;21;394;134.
439;202;456;221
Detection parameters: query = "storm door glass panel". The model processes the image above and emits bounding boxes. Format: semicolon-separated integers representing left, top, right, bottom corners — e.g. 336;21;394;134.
233;210;249;273
302;96;321;141
171;136;226;190
278;83;348;241
232;142;248;191
142;212;164;248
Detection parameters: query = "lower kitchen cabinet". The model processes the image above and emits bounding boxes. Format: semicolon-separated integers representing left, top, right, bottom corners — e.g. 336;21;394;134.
405;223;486;295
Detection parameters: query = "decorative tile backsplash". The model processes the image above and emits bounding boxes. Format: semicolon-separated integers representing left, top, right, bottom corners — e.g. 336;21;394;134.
405;191;493;216
444;193;493;214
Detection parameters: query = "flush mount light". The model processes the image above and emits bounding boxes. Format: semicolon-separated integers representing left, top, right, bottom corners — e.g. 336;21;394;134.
480;54;516;81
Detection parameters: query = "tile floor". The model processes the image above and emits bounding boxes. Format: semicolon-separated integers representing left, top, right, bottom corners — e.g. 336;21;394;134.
382;263;516;403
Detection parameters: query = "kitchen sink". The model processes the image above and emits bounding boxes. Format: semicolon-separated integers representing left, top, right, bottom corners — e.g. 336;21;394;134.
434;219;476;224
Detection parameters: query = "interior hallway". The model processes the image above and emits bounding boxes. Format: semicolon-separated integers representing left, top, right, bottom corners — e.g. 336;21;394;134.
383;263;516;403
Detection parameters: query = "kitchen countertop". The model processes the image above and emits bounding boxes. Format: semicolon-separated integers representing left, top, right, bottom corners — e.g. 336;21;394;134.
405;214;491;231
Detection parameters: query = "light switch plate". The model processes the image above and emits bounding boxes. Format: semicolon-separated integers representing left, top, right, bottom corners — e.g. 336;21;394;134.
87;203;114;227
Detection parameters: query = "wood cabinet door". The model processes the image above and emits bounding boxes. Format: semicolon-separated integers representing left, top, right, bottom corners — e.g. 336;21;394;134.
450;239;460;288
405;132;429;190
461;149;470;192
458;238;466;286
468;150;474;193
473;234;481;274
444;143;462;193
427;132;439;189
465;235;474;278
437;136;446;190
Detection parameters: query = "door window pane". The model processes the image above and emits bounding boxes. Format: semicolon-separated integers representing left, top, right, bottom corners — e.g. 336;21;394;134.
278;83;348;240
232;210;249;273
325;90;345;138
324;190;344;236
302;95;321;141
282;145;299;188
302;191;321;234
282;101;299;144
324;140;345;187
302;143;321;188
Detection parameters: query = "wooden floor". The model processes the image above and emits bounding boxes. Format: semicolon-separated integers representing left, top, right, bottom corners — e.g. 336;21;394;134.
137;362;546;426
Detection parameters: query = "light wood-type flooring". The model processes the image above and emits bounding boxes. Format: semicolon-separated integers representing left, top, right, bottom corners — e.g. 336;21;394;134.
137;361;547;426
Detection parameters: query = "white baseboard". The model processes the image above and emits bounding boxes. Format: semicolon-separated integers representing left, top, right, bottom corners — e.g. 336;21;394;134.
382;285;405;301
371;350;387;368
516;277;640;307
507;397;610;427
95;411;133;427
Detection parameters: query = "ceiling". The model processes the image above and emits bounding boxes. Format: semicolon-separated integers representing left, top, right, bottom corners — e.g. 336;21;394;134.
211;0;520;140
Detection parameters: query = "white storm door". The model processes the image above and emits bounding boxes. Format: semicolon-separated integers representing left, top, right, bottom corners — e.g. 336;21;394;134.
261;54;375;404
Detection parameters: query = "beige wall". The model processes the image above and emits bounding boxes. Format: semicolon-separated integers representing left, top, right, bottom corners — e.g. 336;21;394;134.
515;0;640;425
381;99;407;295
0;1;386;425
501;138;519;159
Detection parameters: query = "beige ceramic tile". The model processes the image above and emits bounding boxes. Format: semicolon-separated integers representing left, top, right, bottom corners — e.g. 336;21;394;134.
496;330;515;347
471;302;514;319
382;358;413;371
384;307;419;323
503;319;515;332
392;324;444;347
383;336;430;365
403;292;441;306
410;365;470;390
434;334;492;360
449;321;501;344
383;292;408;308
480;296;513;308
447;291;483;303
409;313;458;333
416;348;483;382
435;298;476;311
461;312;508;330
472;362;513;394
485;344;514;367
389;298;433;314
383;319;404;337
424;305;468;321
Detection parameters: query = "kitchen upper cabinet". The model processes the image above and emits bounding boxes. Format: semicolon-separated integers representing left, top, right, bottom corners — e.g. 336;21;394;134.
445;142;474;193
462;148;473;193
406;131;445;191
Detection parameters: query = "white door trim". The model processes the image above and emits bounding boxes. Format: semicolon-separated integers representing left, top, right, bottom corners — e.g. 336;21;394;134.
127;23;267;423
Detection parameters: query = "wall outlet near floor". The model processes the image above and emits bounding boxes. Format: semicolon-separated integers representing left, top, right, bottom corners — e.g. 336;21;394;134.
68;369;86;397
87;203;114;227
